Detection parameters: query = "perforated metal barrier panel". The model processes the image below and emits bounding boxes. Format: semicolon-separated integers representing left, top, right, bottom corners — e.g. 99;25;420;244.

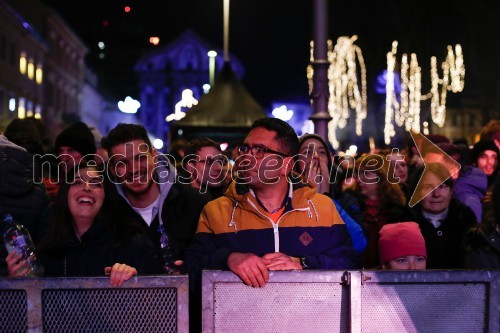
0;289;27;333
203;271;349;333
1;271;499;333
203;270;500;333
0;275;189;333
355;270;500;333
42;288;178;332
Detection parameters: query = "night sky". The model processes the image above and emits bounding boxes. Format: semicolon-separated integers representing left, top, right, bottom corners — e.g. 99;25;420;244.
41;0;500;112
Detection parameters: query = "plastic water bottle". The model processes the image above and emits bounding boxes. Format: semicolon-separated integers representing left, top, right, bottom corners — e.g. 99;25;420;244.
158;225;179;275
2;214;44;276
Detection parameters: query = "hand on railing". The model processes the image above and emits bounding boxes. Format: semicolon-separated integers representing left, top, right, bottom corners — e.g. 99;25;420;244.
263;252;303;271
5;252;30;277
227;252;271;288
104;263;138;287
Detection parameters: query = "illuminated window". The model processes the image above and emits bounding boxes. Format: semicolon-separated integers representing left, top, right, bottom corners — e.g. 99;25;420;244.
8;96;16;112
26;100;33;117
18;97;25;119
36;65;43;84
34;104;42;118
19;52;27;74
27;59;34;79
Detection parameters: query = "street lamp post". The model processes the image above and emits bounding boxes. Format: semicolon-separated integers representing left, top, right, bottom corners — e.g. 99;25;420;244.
208;50;217;87
310;0;332;140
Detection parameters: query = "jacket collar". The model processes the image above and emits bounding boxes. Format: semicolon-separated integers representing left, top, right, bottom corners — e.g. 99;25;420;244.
227;174;316;210
115;153;176;227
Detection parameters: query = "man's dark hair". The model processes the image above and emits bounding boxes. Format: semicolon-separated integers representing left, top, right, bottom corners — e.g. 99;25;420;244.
184;137;221;159
102;123;152;155
250;118;299;156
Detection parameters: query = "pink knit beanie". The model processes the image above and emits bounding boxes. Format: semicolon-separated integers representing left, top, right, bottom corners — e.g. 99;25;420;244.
379;222;427;264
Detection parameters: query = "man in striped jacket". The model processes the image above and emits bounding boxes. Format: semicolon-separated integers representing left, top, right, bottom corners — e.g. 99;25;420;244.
185;118;359;288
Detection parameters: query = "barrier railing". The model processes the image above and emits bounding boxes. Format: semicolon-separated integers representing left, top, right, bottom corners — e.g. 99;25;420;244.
2;270;499;332
0;275;189;333
202;270;500;333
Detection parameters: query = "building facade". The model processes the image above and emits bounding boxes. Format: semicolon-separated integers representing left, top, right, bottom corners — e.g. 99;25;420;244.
1;0;87;141
134;30;244;141
0;0;47;130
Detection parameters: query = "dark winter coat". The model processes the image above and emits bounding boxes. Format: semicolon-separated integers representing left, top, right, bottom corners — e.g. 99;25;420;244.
40;217;161;276
0;136;51;275
465;225;500;269
114;155;209;264
410;199;477;269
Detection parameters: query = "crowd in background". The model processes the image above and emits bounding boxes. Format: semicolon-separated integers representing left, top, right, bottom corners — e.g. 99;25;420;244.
1;116;499;329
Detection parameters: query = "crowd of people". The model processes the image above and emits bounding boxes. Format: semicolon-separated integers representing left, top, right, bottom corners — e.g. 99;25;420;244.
1;116;500;328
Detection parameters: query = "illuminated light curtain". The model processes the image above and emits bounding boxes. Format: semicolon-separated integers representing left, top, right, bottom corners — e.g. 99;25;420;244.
308;35;367;149
384;41;465;144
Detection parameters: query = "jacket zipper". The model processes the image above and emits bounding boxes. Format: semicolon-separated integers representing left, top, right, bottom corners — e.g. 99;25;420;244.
246;198;312;252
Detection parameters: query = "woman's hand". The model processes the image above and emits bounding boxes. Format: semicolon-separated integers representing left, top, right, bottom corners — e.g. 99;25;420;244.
307;152;330;194
104;263;138;287
5;252;30;277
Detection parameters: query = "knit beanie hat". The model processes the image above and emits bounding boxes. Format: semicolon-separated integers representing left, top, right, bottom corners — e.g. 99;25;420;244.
55;121;96;157
471;140;499;163
378;222;427;264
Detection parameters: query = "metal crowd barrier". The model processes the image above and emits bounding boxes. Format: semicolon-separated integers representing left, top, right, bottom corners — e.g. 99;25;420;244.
0;275;189;333
202;270;500;333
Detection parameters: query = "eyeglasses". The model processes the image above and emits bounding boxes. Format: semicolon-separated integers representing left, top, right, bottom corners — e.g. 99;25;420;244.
195;156;228;166
237;145;289;159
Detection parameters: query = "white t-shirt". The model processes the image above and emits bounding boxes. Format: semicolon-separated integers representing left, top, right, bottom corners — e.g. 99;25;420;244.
134;197;159;226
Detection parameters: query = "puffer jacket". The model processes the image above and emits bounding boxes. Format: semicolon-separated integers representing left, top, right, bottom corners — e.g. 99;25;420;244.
185;179;360;271
453;166;487;222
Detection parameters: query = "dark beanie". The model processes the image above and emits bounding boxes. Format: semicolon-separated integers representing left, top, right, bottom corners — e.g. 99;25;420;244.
471;140;499;163
299;133;334;154
55;122;96;156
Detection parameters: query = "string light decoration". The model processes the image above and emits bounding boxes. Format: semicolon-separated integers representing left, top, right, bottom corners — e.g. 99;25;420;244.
385;42;465;144
430;44;465;127
307;36;367;149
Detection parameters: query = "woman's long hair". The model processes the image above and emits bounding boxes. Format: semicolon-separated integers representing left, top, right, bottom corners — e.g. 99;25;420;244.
355;153;407;207
39;163;143;256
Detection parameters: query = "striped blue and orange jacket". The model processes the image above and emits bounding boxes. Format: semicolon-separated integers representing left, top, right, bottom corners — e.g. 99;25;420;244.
185;179;360;271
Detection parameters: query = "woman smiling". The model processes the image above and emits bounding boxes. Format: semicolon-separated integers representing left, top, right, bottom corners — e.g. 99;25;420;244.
7;163;161;286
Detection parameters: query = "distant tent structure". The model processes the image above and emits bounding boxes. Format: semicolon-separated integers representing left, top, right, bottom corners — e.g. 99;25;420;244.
173;61;266;144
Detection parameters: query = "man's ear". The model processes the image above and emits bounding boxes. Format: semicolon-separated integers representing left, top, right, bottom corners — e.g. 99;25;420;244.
281;156;295;176
151;148;158;158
